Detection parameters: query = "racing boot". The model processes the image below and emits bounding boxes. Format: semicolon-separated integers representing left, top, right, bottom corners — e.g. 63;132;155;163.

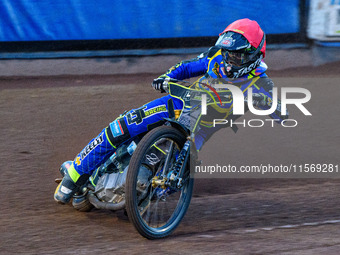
54;161;88;204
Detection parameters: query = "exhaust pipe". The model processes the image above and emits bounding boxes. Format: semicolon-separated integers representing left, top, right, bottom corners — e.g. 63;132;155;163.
88;192;125;211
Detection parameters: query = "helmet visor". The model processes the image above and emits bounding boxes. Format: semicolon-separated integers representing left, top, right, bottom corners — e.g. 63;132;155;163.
224;50;253;66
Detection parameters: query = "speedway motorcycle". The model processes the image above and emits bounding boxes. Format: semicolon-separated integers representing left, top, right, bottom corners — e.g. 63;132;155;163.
55;77;275;239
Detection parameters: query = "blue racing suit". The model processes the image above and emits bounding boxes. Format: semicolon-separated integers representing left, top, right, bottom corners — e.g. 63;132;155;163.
71;46;286;178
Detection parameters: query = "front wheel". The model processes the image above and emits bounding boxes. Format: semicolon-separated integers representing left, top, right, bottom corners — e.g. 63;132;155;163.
125;126;194;239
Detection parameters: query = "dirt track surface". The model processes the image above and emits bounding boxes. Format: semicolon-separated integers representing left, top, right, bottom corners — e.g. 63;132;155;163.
0;61;340;254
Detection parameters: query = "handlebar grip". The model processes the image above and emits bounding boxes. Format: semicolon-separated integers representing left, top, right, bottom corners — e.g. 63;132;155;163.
164;77;179;83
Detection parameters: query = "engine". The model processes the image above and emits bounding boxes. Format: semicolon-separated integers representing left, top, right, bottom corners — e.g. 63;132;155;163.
94;166;128;204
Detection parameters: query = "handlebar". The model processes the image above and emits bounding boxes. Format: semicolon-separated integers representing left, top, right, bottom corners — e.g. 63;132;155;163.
166;78;223;106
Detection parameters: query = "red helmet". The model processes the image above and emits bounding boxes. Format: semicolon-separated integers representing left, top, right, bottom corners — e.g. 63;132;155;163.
216;18;266;78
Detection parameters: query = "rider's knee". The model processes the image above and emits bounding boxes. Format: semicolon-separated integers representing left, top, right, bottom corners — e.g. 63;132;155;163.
106;117;131;148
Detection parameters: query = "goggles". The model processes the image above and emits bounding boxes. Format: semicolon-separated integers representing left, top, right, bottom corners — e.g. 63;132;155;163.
224;50;253;66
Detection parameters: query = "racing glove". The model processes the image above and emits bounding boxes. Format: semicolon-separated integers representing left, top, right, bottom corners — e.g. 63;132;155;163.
252;93;270;107
152;76;170;93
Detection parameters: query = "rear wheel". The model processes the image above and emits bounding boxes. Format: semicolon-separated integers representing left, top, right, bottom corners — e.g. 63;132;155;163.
125;126;194;239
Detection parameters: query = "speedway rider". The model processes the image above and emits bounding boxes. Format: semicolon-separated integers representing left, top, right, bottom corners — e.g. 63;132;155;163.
54;18;287;204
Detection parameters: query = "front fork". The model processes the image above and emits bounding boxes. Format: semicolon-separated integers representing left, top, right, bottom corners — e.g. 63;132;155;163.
152;138;192;190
